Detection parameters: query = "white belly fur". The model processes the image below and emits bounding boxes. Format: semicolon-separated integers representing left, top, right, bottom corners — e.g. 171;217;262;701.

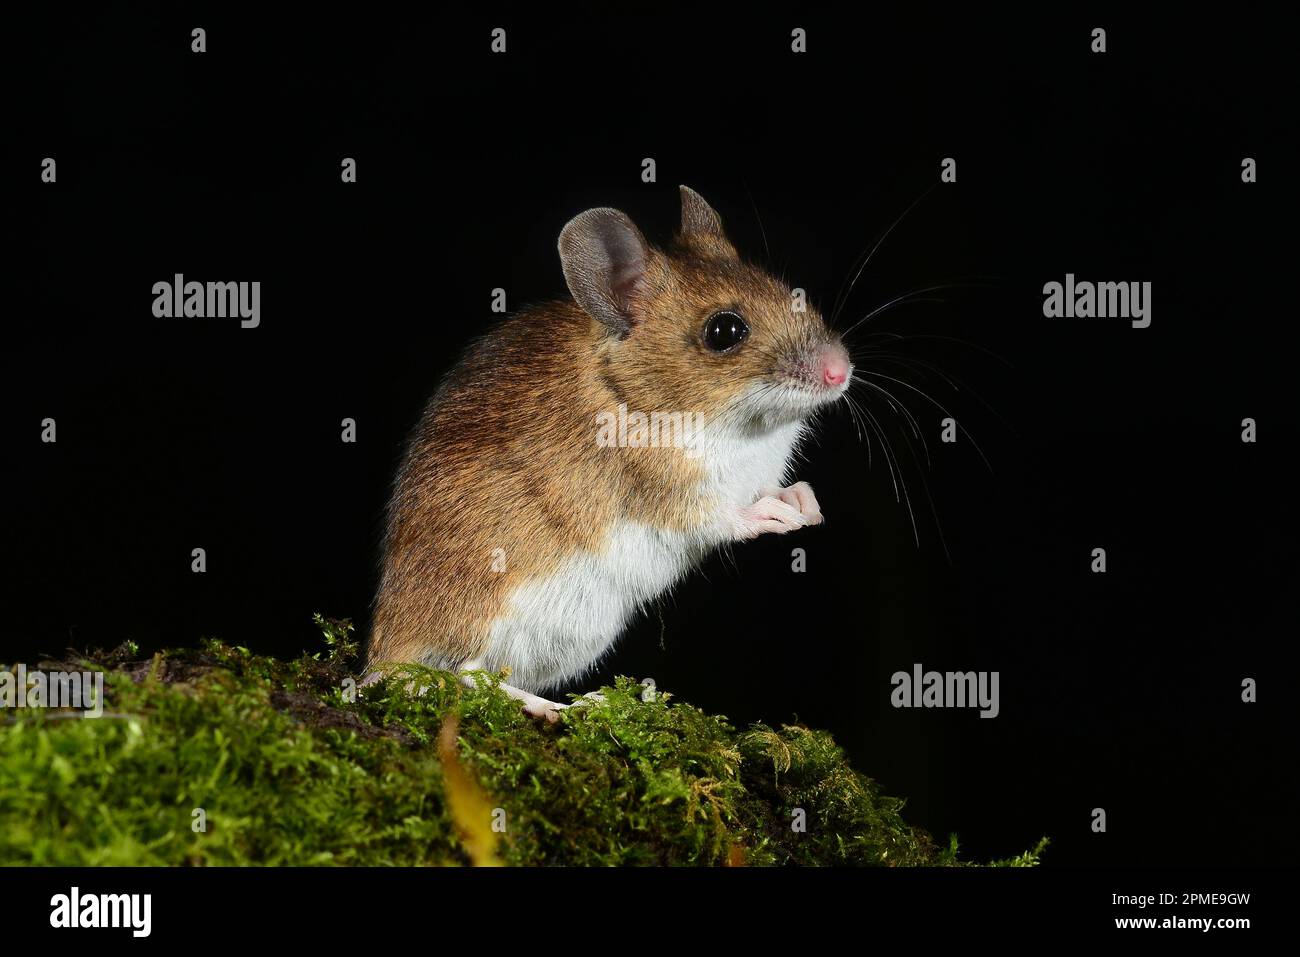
484;420;805;691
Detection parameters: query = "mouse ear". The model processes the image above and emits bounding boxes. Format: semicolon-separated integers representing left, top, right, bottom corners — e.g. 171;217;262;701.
679;185;738;256
558;207;650;335
679;186;724;236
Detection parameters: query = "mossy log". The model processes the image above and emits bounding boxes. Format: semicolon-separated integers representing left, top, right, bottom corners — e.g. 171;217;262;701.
0;617;1046;867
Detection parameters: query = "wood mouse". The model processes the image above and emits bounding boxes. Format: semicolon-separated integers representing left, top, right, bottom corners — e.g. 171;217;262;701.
366;186;851;720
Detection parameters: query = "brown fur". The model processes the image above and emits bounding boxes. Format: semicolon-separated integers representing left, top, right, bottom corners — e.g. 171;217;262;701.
369;195;835;671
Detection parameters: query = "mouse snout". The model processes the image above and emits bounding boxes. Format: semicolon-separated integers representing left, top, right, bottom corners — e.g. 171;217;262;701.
818;342;851;388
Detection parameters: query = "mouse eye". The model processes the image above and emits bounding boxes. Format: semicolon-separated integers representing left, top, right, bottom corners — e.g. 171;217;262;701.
702;311;749;352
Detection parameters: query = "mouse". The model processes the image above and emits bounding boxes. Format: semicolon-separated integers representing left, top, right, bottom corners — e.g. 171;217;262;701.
365;186;851;720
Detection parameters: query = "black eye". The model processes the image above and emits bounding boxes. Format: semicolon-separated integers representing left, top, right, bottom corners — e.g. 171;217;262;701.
702;311;749;352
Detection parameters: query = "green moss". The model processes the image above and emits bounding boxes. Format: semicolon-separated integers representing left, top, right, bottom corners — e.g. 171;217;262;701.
0;617;1046;866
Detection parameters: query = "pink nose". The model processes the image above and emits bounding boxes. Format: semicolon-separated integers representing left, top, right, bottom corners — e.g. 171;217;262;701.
821;344;850;387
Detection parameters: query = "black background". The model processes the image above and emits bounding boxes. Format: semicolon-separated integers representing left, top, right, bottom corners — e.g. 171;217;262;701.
7;6;1295;868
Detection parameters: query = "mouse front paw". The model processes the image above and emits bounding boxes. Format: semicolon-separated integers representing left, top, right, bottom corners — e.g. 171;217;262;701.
760;481;824;526
730;493;810;541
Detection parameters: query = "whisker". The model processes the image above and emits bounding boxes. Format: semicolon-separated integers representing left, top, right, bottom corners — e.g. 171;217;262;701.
873;332;1013;367
863;350;1016;438
839;389;870;452
840;280;997;340
852;374;930;468
856;369;994;475
856;397;920;548
894;413;951;563
853;352;961;392
830;183;939;328
741;179;772;265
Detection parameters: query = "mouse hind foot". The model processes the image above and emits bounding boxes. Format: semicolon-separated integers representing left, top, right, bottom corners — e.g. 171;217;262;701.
363;660;607;725
459;659;570;724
